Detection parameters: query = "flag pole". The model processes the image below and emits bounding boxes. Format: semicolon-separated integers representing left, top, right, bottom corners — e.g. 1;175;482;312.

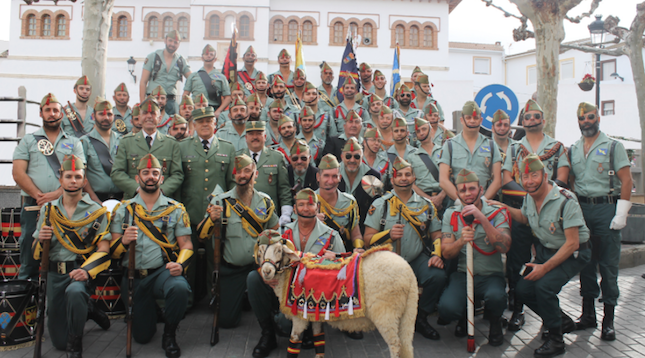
467;240;475;353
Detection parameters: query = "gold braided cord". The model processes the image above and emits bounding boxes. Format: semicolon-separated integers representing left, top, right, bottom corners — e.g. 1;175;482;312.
50;205;107;227
133;202;180;221
317;194;357;217
48;206;109;255
387;195;430;239
227;197;275;238
128;204;178;249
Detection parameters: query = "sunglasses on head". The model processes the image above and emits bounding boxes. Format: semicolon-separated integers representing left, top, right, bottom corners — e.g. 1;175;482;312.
524;113;542;120
400;93;411;98
578;113;596;121
345;154;361;160
291;155;308;162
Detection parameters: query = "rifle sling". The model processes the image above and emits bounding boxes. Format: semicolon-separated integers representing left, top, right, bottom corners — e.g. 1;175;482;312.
197;70;221;103
135;214;177;262
417;152;440;181
87;136;114;176
225;198;264;235
33;135;62;179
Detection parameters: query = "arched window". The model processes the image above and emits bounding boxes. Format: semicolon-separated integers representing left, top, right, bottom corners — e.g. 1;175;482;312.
410;26;419;47
273;20;283;42
178;16;189;39
302;20;313;43
27;14;36;36
349;22;358;38
118;16;128;38
333;21;344;44
423;26;433;48
395;24;405;46
363;23;372;43
288;20;298;42
56;15;66;37
41;14;51;36
210;15;220;38
239;15;250;38
163;17;174;37
224;15;235;38
149;16;158;39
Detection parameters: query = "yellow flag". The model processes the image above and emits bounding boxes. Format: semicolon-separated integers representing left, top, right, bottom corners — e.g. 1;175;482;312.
295;32;306;75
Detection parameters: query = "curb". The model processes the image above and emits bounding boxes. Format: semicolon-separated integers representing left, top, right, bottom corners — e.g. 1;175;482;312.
619;244;645;269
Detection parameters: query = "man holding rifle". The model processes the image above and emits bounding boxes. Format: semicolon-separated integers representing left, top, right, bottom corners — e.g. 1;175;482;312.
110;154;193;358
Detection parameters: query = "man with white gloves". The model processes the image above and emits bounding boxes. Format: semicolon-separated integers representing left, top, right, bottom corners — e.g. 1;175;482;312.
568;102;633;341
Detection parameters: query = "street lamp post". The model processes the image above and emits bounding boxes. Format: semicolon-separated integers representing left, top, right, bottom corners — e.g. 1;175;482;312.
127;56;137;83
588;15;606;109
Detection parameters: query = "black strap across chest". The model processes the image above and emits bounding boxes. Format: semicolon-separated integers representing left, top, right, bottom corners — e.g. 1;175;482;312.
197;70;221;103
87;136;114;176
417;152;439;181
33;135;62;179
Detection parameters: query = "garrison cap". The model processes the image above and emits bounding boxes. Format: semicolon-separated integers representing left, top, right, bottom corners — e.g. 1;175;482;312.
230;95;247;108
245;120;266;132
424;102;438;116
462;101;481;117
373;69;385;79
244;46;256;56
342;137;361;152
191;106;215;121
40;93;60;108
137;153;162;170
414;117;429;131
268;100;283;110
305;81;316;91
492;109;509;124
346;110;361;122
524;98;543;113
194;93;208;106
290;139;309;156
180;94;194;108
295;188;318;204
278;49;290;59
412;66;423;75
416;74;429;85
520;153;545;174
299;106;315;119
278;115;294;128
294;68;306;80
61;154;85;172
393;117;407;129
272;75;286;86
170;114;188;128
75;75;90;87
93;97;113;113
320;61;332;72
114;83;128;94
256;72;267;82
577;102;597;117
140;97;160;113
245;94;260;106
455;169;479;185
257;229;282;246
380;106;393;115
399;84;411;93
151;86;167;97
230;81;245;93
392;156;411;172
202;44;215;55
363;127;381;140
234;154;254;174
342;75;357;87
318;154;340;170
132;104;140;117
369;93;383;104
166;29;181;41
359;63;372;71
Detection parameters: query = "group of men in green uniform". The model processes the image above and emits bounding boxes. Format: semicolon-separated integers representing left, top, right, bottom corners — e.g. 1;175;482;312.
11;26;634;358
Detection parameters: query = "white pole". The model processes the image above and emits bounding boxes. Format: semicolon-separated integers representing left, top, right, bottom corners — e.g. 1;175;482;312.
466;241;475;352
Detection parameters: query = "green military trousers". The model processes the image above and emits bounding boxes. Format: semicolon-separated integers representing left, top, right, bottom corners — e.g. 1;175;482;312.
47;272;90;350
121;267;190;344
579;202;621;306
185;227;208;306
218;263;255;328
506;221;537;289
438;272;507;322
409;252;447;315
17;198;39;280
516;243;591;330
246;270;292;333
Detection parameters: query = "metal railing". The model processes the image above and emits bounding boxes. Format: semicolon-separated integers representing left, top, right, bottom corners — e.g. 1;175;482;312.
0;86;41;163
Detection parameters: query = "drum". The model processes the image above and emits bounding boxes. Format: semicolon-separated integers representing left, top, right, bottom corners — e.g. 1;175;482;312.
1;208;21;251
0;251;20;281
91;263;125;318
0;280;37;350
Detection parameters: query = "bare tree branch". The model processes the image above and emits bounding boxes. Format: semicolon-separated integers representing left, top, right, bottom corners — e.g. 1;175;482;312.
561;43;626;56
481;0;524;20
481;0;536;42
565;0;602;23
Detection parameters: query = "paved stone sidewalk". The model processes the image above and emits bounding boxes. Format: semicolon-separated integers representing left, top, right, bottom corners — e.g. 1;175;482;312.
4;264;645;358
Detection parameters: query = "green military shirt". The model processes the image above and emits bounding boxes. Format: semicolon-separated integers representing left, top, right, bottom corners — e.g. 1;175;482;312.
268;71;294;88
442;201;509;276
287;219;346;254
142;49;191;96
185;67;231;107
521;184;590;249
308;107;337;140
295;132;325;166
408;146;441;193
80;128;121;194
365;149;389;177
431;126;449;149
314;189;359;233
238;67;259;96
33;194;111;262
569;132;631;197
13;128;85;196
333;102;369;133
237;147;292;210
215;127;248;152
110;130;184;200
317;85;339;114
439;133;501;189
258;97;274;123
412;97;445;121
62;103;94;137
207;189;278;266
265;121;283;147
179;133;236;224
111;194;191;269
386;144;417;163
157;113;172;135
365;191;441;262
396;107;424;139
339;162;371;195
503;134;569;180
113;106;133;136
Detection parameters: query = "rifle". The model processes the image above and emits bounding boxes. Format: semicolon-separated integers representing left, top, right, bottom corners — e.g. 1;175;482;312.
209;201;223;346
285;87;301;111
318;90;336;109
126;204;136;358
33;204;52;358
65;101;86;136
396;205;402;255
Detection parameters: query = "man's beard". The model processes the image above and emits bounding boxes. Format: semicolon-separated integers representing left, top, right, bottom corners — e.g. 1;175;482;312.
232;114;248;126
140;178;161;193
494;129;510;138
294;166;307;176
236;176;253;188
248;112;260;121
43;115;62;130
304;97;317;106
115;99;128;107
322;79;332;85
77;94;89;103
281;132;295;140
399;98;411;107
273;91;285;99
173;132;186;140
345;164;359;173
344;93;355;100
96;119;112;131
580;121;599;137
165;45;177;54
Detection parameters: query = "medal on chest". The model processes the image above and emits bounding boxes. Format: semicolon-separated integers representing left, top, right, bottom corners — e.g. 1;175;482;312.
484;156;490;168
547;162;553;171
268;173;273;184
37;139;54;156
597;163;604;173
115;119;127;133
549;222;557;234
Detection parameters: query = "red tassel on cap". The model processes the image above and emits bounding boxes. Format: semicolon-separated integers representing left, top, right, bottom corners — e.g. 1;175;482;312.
45;95;50;106
472;110;477;118
121;84;124;92
148;101;152;112
308;194;313;205
71;157;76;171
103;109;107;116
350;141;354;151
297;145;301;155
393;168;397;178
83;76;87;85
147;156;152;169
375;131;379;139
524;160;530;174
233;167;237;175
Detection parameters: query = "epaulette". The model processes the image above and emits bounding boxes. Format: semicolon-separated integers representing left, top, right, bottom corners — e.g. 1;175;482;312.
165;135;177;141
558;188;575;200
339;191;357;202
218;137;233;145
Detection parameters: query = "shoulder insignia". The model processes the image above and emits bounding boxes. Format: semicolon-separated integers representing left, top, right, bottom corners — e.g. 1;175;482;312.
368;205;376;216
558;188;575;200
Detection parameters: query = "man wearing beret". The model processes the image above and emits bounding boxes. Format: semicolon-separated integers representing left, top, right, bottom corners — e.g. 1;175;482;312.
301;83;337;141
140;30;191;116
439;169;511;346
318;61;339;112
80;98;123;202
184;44;231;120
110;153;193;358
216;96;249;151
568;102;633;341
287;140;319;192
491;154;591;357
197;154;279;328
387;117;418;163
268;49;294;90
14;93;85;279
408;117;447;213
111;97;184;200
333;76;369;133
364;156;445;341
62;75;94;137
321;110;364;161
238;46;260;95
151;86;172;134
113;82;132;136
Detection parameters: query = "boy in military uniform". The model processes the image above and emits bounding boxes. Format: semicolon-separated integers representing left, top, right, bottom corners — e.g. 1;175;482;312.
408;117;447;212
33;154;112;357
110;154;193;358
492;154;591;357
140;30;192;115
569;102;633;341
197;154;279;328
364;156;445;340
111;97;184;200
62;76;94;137
14;93;85;280
113;83;132;136
183;44;231;118
438;169;511;346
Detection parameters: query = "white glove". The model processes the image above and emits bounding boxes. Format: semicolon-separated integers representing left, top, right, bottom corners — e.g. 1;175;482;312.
454;198;461;207
609;199;632;230
279;205;293;226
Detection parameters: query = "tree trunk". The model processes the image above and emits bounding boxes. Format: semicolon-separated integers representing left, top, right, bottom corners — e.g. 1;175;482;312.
81;0;115;106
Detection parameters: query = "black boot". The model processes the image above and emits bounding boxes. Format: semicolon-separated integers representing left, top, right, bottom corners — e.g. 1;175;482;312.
601;304;616;341
561;310;576;334
455;317;467;337
575;297;597;330
161;323;181;358
488;317;504;346
508;286;515;310
66;333;83;358
252;319;278;358
87;300;110;331
535;326;565;357
508;298;525;332
415;311;440;340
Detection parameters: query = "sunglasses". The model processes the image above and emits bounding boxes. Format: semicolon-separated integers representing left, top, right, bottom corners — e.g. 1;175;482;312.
524;113;542;120
345;154;361;160
578;113;596;121
291;155;308;162
400;94;411;98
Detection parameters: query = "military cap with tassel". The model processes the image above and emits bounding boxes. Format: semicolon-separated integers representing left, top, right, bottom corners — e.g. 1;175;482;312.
137;153;162;170
61;154;86;172
318;154;340;170
342;137;362;152
492;109;509;124
455;168;479;185
290;139;309;156
40;93;60;108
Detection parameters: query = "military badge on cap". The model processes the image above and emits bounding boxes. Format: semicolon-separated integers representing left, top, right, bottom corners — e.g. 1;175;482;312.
278;115;294;128
245;120;266;132
462;101;481;117
40;93;59;108
191;106;215;121
233;154;254;175
151;85;167;98
369;93;383;104
342;137;361;152
137;153;162;170
166;29;181;41
278;49;291;59
577;102;596;117
295;188;318;204
492;109;509;124
194;93;208;106
318;154;340;170
524;99;543;113
342;75;357;87
519;153;545;174
455;169;479;185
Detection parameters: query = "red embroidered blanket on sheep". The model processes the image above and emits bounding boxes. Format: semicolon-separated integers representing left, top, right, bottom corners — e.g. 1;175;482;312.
281;245;390;322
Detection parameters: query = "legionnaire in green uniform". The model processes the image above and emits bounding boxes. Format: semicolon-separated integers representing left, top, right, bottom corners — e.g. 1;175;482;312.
363;156;445;340
80;98;122;202
215;96;249;151
301;82;336;140
394;84;424;142
362;127;389;177
14;93;86;280
130;103;142;134
491;109;516;158
151;86;172;134
247;192;345;358
287;140;319;191
375;106;395;150
111;97;184;200
409;117;447;212
167;114;188;141
268;49;294;89
62;76;94;137
140;30;192;116
333;76;369;132
178;95;195;131
321;110;364;161
194;93;209;110
183;44;232;118
246;94;263;122
254;72;274;118
296;106;326;164
438;169;512;346
362;93;383;127
387;117;417;163
424;102;454;151
318;61;339;113
112;83;132;136
411;75;445;122
568;102;633;341
217;82;247;126
439;101;502;201
238;46;260;95
179;106;235;297
110;154;193;358
291;68;307;108
271;115;298;162
493;154;591;357
197;154;279;327
239;120;293;222
32;155;112;357
358;62;374;94
372;69;399;110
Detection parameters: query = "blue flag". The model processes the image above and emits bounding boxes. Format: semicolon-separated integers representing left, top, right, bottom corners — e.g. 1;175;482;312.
391;44;401;95
336;38;360;102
